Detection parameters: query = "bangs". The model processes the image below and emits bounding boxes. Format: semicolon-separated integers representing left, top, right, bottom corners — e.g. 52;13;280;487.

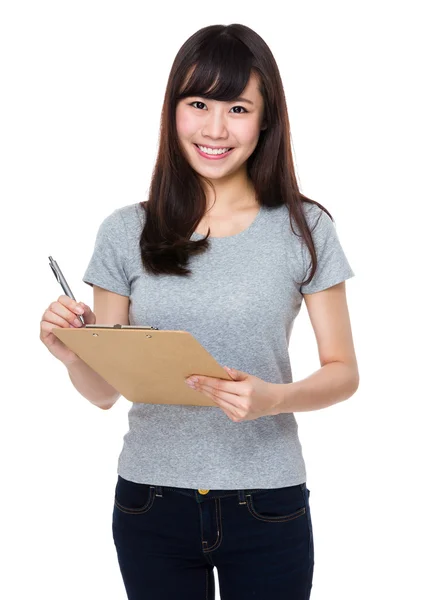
176;36;255;102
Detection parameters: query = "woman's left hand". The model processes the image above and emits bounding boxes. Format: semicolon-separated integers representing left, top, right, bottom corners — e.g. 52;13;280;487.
185;366;282;422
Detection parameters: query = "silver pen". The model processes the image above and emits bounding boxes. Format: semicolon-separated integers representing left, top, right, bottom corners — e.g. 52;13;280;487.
49;256;85;326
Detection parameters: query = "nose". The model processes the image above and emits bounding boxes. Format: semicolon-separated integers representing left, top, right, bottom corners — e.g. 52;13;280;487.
202;109;230;141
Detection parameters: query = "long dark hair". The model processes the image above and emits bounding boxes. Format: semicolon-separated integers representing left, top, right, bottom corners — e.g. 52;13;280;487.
140;23;332;286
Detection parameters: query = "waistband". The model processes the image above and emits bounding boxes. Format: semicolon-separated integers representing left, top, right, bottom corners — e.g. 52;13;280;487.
151;482;307;503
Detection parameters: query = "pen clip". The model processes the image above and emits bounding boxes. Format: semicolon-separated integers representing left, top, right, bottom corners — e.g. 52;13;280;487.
49;263;60;283
48;256;61;284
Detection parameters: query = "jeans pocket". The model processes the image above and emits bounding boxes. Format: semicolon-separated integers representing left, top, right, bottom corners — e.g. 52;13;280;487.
247;484;307;523
114;475;156;515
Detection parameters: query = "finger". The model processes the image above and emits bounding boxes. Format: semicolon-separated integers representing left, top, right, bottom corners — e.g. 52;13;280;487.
80;302;93;314
43;309;78;329
51;299;84;327
197;388;241;421
197;376;240;396
58;295;85;314
196;383;240;409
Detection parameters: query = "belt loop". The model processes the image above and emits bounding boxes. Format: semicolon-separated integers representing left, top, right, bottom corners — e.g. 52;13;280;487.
238;489;246;505
155;486;163;498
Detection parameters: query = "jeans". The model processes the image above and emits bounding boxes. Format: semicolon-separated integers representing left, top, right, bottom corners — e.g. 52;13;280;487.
112;475;314;599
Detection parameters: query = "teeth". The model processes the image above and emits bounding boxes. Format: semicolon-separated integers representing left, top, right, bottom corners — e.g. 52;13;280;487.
197;145;231;155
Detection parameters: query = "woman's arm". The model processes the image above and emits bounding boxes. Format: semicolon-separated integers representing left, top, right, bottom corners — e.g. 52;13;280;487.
276;281;359;413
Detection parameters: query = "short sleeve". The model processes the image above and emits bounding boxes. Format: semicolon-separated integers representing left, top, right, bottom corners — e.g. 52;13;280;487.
82;209;130;296
300;206;355;295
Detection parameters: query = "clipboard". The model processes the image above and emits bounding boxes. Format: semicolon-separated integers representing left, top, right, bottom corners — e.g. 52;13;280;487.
52;324;233;406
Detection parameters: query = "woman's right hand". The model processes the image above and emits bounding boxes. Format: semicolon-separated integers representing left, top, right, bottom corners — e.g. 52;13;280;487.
40;295;96;366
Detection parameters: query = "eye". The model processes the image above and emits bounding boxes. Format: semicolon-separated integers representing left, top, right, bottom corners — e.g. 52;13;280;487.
189;101;207;110
188;101;248;114
230;106;248;114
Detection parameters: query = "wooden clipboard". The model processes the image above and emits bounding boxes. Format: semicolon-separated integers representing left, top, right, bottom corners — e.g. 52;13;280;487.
52;324;233;406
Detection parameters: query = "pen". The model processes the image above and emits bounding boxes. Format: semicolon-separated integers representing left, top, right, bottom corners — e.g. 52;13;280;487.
48;256;85;326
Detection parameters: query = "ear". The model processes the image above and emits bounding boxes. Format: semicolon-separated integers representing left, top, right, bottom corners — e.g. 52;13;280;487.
261;123;268;131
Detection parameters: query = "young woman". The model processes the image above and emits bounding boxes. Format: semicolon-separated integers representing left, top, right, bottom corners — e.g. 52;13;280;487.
41;22;359;600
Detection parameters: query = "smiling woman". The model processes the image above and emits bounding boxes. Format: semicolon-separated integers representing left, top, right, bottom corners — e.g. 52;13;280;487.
176;76;263;171
139;24;329;291
78;22;358;600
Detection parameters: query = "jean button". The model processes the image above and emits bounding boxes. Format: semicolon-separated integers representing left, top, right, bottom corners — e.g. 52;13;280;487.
198;489;210;495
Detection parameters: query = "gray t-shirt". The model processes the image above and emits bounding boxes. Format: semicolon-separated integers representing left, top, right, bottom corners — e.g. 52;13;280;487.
82;201;355;489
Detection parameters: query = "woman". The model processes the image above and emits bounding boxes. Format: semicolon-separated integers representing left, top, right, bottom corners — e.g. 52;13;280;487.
41;23;359;600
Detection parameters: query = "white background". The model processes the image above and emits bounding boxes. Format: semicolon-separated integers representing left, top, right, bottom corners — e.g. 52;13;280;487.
1;1;420;598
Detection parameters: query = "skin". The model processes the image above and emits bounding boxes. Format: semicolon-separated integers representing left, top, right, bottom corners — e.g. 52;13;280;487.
175;71;267;216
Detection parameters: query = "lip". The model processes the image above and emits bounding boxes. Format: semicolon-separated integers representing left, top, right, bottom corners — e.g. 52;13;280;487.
194;144;234;160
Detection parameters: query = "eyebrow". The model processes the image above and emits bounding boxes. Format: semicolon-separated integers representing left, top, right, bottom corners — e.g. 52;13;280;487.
233;97;254;106
193;95;255;106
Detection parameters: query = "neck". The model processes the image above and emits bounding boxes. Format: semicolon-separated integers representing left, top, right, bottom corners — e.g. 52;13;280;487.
201;167;257;215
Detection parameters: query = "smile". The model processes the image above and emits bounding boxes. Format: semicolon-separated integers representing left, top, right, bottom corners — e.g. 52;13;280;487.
194;144;234;160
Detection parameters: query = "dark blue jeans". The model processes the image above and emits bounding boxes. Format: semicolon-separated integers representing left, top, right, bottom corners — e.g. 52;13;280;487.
112;475;314;599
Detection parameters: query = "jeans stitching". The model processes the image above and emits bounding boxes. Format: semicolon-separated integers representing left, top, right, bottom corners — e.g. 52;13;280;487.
300;485;313;564
202;499;223;553
199;500;207;549
246;498;306;523
114;486;156;515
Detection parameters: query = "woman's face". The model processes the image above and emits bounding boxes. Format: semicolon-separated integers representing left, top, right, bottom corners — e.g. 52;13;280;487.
175;72;266;182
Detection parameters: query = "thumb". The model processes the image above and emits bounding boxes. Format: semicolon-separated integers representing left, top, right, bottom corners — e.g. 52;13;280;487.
80;303;96;325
